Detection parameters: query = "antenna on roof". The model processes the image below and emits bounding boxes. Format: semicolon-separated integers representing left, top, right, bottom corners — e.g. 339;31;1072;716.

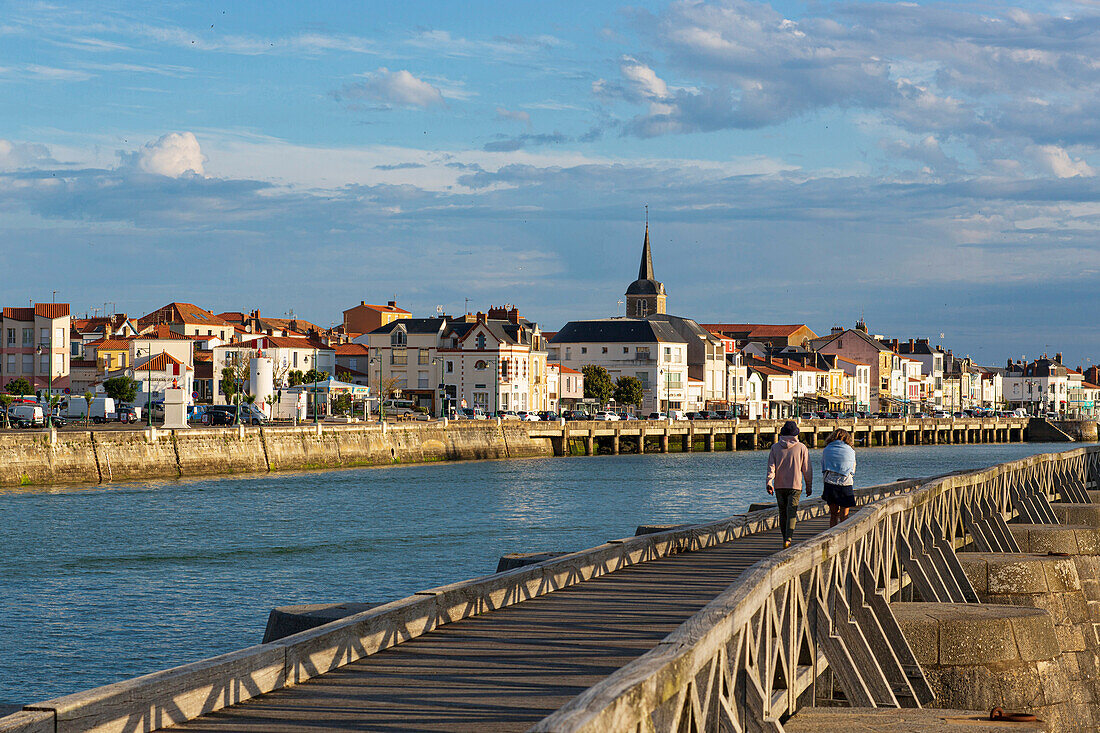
645;203;648;226
435;305;444;315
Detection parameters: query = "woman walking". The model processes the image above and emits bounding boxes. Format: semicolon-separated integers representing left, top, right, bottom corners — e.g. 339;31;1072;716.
766;421;812;549
822;429;857;527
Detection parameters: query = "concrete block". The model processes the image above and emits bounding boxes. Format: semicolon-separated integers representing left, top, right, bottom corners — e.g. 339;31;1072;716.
984;555;1051;594
1043;557;1082;593
262;602;382;643
784;707;1047;732
1054;504;1100;528
495;552;568;572
1055;623;1088;653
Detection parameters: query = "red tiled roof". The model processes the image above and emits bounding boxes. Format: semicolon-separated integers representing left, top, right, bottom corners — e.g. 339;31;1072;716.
139;324;196;340
138;302;229;328
834;356;868;366
554;364;582;374
135;351;187;372
335;343;370;356
702;323;815;338
345;302;411;315
2;307;33;320
35;303;69;319
91;338;133;350
69;359;97;368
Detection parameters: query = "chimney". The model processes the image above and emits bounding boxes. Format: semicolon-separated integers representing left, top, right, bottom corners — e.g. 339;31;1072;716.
361;301;365;306
387;300;397;308
917;338;928;345
831;326;843;334
508;307;519;324
476;311;486;324
1055;352;1063;364
766;354;774;365
908;339;915;351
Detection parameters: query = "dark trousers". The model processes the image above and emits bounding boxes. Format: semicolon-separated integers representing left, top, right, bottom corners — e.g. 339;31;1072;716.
775;489;801;542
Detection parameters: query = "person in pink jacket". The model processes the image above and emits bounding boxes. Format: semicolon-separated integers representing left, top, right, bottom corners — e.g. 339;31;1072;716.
766;420;813;548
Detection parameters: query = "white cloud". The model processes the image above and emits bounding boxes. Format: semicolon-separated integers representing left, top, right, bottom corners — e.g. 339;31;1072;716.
0;139;53;169
620;57;670;100
1030;145;1095;178
496;107;531;126
336;68;446;109
137;132;206;177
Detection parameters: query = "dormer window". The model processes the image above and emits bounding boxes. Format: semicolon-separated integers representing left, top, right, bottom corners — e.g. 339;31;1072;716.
476;334;486;350
391;329;406;347
637;301;648;317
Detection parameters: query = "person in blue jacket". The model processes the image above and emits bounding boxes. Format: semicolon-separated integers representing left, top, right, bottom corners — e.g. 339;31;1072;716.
821;429;856;527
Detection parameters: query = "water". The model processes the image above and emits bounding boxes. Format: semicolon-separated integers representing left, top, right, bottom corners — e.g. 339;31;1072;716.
0;442;1069;705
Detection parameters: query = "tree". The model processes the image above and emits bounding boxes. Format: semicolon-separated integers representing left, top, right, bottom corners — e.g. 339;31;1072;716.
304;368;329;384
332;393;352;416
83;391;94;426
287;370;305;387
582;365;614;407
103;375;138;403
377;376;401;419
613;376;645;410
0;393;12;428
5;378;32;396
264;394;278;419
220;367;239;404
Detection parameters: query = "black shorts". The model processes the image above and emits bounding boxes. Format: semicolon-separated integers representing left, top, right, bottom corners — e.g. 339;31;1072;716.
822;482;856;508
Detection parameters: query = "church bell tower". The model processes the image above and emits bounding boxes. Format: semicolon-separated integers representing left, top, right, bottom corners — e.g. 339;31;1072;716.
624;217;666;318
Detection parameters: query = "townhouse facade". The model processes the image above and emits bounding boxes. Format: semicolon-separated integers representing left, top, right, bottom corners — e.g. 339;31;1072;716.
1;303;71;396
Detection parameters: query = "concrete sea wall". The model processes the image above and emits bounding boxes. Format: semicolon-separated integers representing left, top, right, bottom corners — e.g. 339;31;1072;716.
0;423;553;488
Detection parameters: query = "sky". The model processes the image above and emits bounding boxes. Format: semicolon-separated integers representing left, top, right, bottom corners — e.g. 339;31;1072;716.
2;0;1100;367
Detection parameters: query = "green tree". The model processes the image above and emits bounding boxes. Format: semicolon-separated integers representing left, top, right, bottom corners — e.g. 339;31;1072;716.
582;365;614;407
0;393;12;428
220;367;241;404
287;370;305;387
5;377;32;396
83;391;94;426
102;375;138;403
613;376;645;410
304;368;329;384
332;393;352;416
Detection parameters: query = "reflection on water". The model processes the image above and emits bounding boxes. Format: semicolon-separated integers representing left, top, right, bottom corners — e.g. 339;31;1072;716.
0;442;1070;704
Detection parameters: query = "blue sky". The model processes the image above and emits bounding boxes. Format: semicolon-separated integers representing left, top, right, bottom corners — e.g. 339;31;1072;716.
2;0;1100;366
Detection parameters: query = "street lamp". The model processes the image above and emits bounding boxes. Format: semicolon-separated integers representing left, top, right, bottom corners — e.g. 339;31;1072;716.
134;347;153;427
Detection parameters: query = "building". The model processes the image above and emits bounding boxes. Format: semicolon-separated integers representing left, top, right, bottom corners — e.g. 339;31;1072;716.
359;307;548;416
216;310;322;339
548;364;583;412
1003;355;1071;415
342;300;411;336
702;323;819;350
548;319;689;413
892;338;945;409
211;335;333;406
810;322;895;411
1;303;71;397
137;302;234;342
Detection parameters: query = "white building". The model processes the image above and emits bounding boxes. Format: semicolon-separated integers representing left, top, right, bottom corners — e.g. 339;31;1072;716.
548;318;689;413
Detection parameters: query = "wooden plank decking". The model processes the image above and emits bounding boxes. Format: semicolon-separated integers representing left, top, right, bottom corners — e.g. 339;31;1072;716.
176;516;831;732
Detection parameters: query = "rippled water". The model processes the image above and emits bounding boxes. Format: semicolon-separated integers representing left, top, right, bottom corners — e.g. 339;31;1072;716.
0;442;1069;705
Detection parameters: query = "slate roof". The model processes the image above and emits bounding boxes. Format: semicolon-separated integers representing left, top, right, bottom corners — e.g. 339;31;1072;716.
368;318;448;336
138;303;229;328
550;318;685;344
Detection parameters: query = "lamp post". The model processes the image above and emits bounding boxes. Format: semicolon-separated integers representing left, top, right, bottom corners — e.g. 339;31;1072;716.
134;347;153;427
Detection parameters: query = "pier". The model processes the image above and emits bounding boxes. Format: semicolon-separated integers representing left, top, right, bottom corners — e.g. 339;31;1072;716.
531;416;1032;456
5;446;1099;732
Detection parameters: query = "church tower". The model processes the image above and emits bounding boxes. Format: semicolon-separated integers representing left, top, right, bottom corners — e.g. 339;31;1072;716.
625;219;666;318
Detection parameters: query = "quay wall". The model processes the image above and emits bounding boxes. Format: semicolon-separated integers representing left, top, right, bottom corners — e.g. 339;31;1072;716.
0;423;554;488
0;415;1073;488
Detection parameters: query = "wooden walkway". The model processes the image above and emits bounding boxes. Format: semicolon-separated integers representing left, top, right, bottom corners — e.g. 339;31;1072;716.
175;516;831;732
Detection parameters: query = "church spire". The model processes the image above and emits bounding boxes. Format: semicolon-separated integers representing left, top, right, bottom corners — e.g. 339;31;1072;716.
638;219;654;281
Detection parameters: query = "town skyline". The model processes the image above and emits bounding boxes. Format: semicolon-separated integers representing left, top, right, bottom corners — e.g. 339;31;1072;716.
3;0;1099;364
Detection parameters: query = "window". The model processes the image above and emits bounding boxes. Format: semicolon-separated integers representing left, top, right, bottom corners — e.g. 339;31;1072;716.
54;327;63;342
637;301;648;317
446;361;453;373
623;347;629;354
6;355;14;372
476;334;486;350
664;347;671;361
22;354;32;372
581;347;587;354
71;342;81;357
40;354;49;374
475;360;488;370
418;349;429;365
22;328;33;346
54;354;62;373
293;352;298;367
565;347;571;360
418;373;429;389
636;371;649;389
391;330;407;347
391;349;407;366
5;328;13;345
602;347;608;354
40;328;49;344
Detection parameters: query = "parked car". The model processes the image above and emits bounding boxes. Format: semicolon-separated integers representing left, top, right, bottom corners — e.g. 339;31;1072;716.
459;407;488;420
9;403;45;428
201;405;266;426
695;410;716;420
518;411;540;421
116;406;139;424
496;410;520;420
684;412;699;420
537;411;560;422
647;412;669;420
562;410;591;421
592;411;620;421
187;405;206;422
713;410;733;420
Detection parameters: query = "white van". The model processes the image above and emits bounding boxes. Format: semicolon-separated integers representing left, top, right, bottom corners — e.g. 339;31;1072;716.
382;399;418;417
9;403;45;428
1012;408;1028;418
63;396;116;423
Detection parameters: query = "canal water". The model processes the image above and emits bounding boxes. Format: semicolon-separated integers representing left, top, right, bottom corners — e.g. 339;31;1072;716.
0;442;1069;706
